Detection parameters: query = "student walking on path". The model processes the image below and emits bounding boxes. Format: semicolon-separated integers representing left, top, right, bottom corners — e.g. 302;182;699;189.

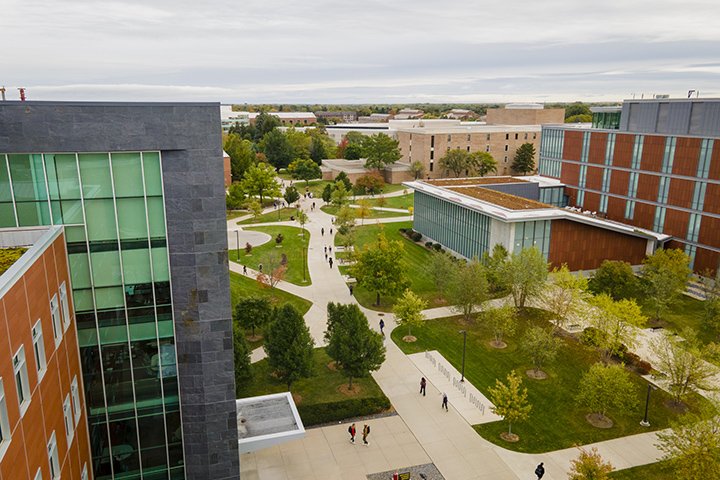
362;424;370;445
379;319;385;335
321;227;324;236
534;462;545;479
329;257;334;268
348;423;356;443
420;377;426;396
441;392;448;411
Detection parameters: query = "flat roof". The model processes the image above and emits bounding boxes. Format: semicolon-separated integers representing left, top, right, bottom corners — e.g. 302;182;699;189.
395;124;541;134
236;392;305;454
427;176;528;187
0;226;63;298
447;186;550;210
0;247;27;276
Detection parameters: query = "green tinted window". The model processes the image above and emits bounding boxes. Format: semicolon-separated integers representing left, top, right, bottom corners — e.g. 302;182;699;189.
0;203;16;228
117;198;148;239
84;199;117;241
60;199;84;224
143;152;163;196
8;154;47;201
79;153;113;198
0;155;11;202
90;250;122;287
73;289;95;313
64;225;86;243
151;247;169;282
16;201;51;226
69;252;92;288
122;248;152;284
47;154;82;200
94;287;125;310
112;152;145;198
146;197;166;238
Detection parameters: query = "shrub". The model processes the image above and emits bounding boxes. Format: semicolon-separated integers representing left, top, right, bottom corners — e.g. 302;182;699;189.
433;243;442;252
245;242;253;254
398;228;407;234
410;231;422;242
425;241;434;248
275;233;284;244
624;352;653;375
296;395;391;426
580;327;606;347
354;172;385;195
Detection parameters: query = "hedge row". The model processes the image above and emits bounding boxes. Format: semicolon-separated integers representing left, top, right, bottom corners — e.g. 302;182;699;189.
297;395;391;426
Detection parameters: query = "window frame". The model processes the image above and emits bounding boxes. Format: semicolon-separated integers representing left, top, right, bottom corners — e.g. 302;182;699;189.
70;377;81;426
0;378;11;460
50;294;62;346
59;282;71;332
13;345;30;415
63;394;74;445
48;432;60;480
32;320;47;380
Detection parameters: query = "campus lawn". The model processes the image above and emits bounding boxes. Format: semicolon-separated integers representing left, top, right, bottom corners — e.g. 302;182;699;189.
237;207;299;224
294;179;333;199
227;210;248;220
364;192;414;210
337;220;444;311
609;461;675;480
391;309;708;453
229;225;311;286
229;272;312;316
641;294;710;342
236;347;391;426
320;205;408;220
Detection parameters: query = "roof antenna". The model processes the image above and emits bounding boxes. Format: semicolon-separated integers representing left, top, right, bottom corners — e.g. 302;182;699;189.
18;87;26;101
0;86;5;101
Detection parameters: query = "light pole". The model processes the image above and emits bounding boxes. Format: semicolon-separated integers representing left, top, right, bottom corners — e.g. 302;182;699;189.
459;330;467;382
640;383;657;427
302;244;307;282
235;230;240;259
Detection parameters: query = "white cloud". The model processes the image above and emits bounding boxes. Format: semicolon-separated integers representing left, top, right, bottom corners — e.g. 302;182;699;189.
1;0;719;102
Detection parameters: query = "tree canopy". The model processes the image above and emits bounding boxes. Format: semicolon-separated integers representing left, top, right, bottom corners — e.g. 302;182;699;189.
589;294;646;361
350;232;410;306
288;158;322;185
657;405;720;480
588;260;639;300
393;289;427;338
641;249;691;320
224;134;255;181
575;362;637;421
448;259;489;323
439;149;476;177
500;247;548;308
241;162;281;204
488;370;532;436
264;304;314;390
233;297;273;338
511;143;536;175
362;133;401;170
474;151;498;177
260;129;294;169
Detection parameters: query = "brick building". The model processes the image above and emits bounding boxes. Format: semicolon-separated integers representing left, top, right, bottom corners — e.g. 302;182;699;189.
486;104;565;125
0;226;92;480
538;98;720;273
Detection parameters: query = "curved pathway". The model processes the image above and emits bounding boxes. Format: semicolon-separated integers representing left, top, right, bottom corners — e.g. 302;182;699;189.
230;193;664;480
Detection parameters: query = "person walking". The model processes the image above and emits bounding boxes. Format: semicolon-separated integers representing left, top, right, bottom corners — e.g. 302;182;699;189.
258;263;263;273
348;423;356;444
324;246;327;254
441;392;448;411
330;228;333;235
329;257;334;269
321;227;324;236
534;462;545;479
243;265;247;275
362;424;370;445
379;319;385;335
420;377;426;396
324;252;328;261
349;284;354;296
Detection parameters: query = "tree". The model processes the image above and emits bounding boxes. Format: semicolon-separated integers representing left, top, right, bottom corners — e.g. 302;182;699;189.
224;134;255;181
248;199;263;220
288;158;321;185
642;249;691;320
589;294;646;361
351;232;410;306
656;405;720;480
309;134;335;164
410;161;425;180
540;265;590;331
226;183;245;210
356;199;372;225
500;247;548;308
565;102;592;119
256;253;287;289
700;273;720;338
521;326;561;376
362;133;401;170
331;180;350;207
233;322;252;382
335;171;353;191
439;149;476;177
322;183;333;202
487;305;516;347
354;172;385;195
428;251;457;301
233;297;272;339
241;162;281;205
566;114;592;123
393;289;427;339
296;210;309;238
253;112;281;142
325;303;385;389
343;132;365;160
588;260;639;300
260;129;293;169
488;371;532;439
473;151;497;177
511;143;536;175
335;205;357;235
283;185;300;206
650;331;718;405
575;363;637;425
568;448;614;480
285;127;311;160
264;305;314;390
483;243;509;293
448;259;489;324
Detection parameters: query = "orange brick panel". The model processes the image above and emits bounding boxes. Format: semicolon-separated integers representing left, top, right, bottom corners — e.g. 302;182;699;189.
663;209;690;238
694;247;720;275
606;196;626;221
549;219;648;270
667;178;695;209
633;202;655;230
709;139;720;181
635;174;660;203
704;183;720;215
585;166;604;191
612;134;635;168
640;135;665;172
583;191;601;212
561;162;580;186
672;137;701;177
562;130;584;161
609;170;629;196
588;132;608;165
698;215;720;247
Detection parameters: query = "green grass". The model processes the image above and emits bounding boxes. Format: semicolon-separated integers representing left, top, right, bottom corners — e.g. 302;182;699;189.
364;193;414;210
337;220;444;311
229;225;311;285
642;295;710;342
609;461;675;479
391;309;708;453
321;205;408;220
226;210;248;220
229;272;311;316
237;207;299;225
236;347;391;425
293;179;334;199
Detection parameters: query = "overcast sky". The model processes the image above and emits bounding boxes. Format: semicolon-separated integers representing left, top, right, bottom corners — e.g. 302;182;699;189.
2;0;720;104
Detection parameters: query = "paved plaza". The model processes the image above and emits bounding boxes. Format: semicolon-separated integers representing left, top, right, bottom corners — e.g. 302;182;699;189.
229;188;667;480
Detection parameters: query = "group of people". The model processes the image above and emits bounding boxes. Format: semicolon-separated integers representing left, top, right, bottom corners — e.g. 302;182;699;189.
347;423;371;445
418;377;448;411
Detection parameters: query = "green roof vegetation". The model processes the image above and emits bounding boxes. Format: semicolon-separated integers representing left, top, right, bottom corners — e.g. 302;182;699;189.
0;247;27;276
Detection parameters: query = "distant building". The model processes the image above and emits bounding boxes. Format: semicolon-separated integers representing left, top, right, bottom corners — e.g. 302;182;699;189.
486;104;565;125
0;226;92;480
322;159;413;184
445;109;479;120
405;177;667;271
223;150;232;187
220;105;250;132
248;111;317;126
357;113;392;123
538;97;720;273
393;108;424;120
314;111;358;123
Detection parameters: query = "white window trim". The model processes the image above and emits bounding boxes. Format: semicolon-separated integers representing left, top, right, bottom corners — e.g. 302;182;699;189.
71;377;81;427
13;345;30;416
81;463;88;480
59;282;71;332
50;294;62;347
0;378;11;461
32;320;47;380
63;394;74;445
48;431;60;480
34;468;43;480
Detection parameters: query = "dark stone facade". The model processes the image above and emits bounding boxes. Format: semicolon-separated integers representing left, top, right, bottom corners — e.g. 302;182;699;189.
0;101;240;480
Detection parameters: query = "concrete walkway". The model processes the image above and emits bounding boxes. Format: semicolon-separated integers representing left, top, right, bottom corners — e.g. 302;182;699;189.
232;193;665;480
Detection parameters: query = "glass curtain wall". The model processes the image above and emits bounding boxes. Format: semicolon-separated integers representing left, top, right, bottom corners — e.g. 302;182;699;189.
0;153;183;480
